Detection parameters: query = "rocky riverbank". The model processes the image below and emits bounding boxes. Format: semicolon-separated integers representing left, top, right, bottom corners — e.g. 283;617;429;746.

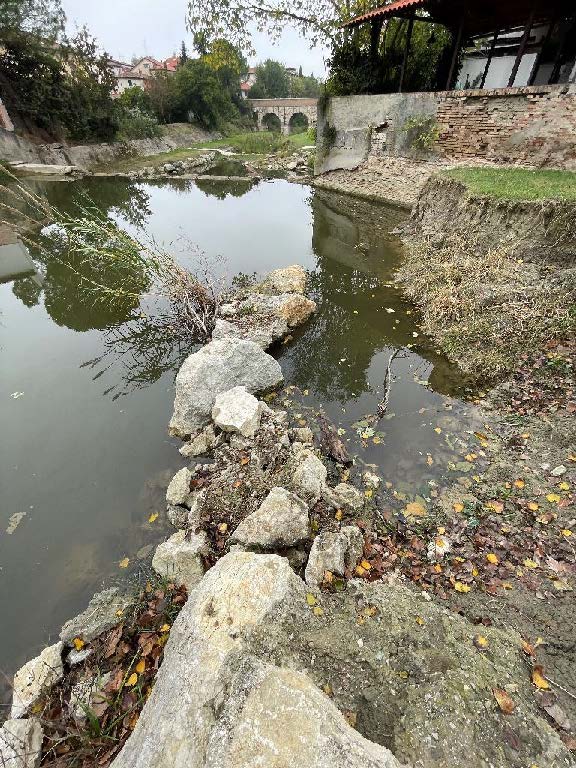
3;263;575;768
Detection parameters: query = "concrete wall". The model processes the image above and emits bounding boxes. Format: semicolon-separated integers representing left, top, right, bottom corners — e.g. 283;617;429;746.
316;84;576;173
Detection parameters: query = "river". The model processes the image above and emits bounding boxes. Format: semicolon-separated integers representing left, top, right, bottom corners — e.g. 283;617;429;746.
0;176;481;704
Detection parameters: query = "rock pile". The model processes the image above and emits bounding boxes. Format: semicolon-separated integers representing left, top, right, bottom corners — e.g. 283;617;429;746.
5;264;572;768
127;151;222;179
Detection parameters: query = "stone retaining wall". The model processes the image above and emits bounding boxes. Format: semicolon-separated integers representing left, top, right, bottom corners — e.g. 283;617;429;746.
316;85;576;174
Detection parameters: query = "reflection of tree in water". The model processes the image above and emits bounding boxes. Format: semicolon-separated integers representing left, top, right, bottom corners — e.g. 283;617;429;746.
12;180;153;330
194;178;255;200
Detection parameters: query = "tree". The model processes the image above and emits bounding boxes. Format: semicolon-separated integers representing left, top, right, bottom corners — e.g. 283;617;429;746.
172;59;238;128
180;40;188;64
248;59;289;98
0;0;64;38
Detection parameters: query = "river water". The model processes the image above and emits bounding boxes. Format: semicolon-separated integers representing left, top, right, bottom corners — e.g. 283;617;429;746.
0;177;480;703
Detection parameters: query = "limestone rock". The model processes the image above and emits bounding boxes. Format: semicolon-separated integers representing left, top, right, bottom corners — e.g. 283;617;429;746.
231;487;309;548
273;293;317;327
170;338;283;438
211;316;288;349
0;718;43;768
179;426;218;458
323;482;364;512
305;525;364;586
204;662;401;768
255;265;307;295
110;552;306;768
152;530;208;590
11;643;64;718
291;426;313;444
166;467;192;507
212;386;263;438
60;588;135;645
291;449;327;499
166;504;189;529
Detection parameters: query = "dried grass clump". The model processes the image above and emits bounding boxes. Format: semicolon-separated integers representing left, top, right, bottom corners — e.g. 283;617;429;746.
397;234;576;381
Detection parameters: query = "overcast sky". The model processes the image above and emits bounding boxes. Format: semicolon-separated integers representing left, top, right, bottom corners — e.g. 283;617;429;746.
61;0;329;76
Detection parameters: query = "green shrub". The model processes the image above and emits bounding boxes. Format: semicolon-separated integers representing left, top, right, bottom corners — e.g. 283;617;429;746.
307;126;317;143
401;115;439;153
117;107;162;141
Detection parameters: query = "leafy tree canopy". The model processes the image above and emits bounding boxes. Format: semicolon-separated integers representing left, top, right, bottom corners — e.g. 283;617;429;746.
0;0;65;38
248;59;290;98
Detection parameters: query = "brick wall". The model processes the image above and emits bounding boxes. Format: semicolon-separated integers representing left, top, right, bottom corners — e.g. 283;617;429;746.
435;85;576;169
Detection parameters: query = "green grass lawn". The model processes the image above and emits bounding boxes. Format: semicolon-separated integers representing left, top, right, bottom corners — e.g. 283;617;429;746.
443;167;576;201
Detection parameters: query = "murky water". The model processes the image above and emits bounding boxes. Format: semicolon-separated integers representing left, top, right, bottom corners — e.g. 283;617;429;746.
0;177;480;702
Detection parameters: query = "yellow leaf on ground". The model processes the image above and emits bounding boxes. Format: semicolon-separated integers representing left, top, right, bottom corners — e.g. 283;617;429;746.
135;659;146;674
160;623;170;633
218;522;228;533
486;553;499;565
306;593;317;606
148;512;158;523
240;456;250;466
453;503;464;514
434;564;442;573
487;501;504;514
335;509;343;521
532;666;550;690
73;638;85;651
372;436;382;445
415;616;425;626
434;427;442;434
313;606;324;616
454;581;471;593
405;501;427;517
473;634;489;650
493;687;515;714
528;502;539;511
523;559;538;569
119;557;129;569
547;493;561;503
561;529;572;537
126;673;138;687
514;479;525;489
364;489;373;499
559;482;570;491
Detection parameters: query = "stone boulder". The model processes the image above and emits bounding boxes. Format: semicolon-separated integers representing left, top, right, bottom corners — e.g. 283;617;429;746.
231;487;309;548
255;265;307;295
305;525;365;586
291;449;327;499
151;530;208;590
179;425;219;458
323;482;365;512
273;293;317;327
0;718;43;768
61;588;135;645
165;467;192;507
110;552;401;768
211;316;288;350
212;386;263;438
169;338;283;438
11;643;64;718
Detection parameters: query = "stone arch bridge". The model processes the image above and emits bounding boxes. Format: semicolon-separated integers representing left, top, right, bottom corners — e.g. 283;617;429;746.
248;98;318;135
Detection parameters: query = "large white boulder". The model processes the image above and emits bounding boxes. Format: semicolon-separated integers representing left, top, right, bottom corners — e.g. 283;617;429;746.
305;526;365;586
231;487;309;548
169;338;283;438
291;449;327;499
212;386;263;438
152;530;208;590
60;587;135;644
165;467;193;506
11;642;64;718
0;718;43;768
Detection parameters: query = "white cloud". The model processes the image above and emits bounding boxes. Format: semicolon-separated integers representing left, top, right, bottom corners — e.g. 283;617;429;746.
61;0;328;75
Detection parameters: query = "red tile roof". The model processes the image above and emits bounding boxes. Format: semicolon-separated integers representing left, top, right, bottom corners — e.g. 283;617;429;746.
342;0;425;28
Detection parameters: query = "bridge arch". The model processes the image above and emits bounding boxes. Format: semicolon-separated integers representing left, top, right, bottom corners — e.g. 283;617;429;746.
288;112;309;133
262;113;282;133
248;98;318;136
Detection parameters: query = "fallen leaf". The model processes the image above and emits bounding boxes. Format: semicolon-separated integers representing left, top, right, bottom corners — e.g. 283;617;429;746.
561;529;572;537
434;427;442;434
240;456;250;466
547;493;561;503
514;479;525;489
532;665;550;690
135;659;146;674
528;502;539;511
487;501;504;514
493;687;515;714
453;503;464;514
415;616;425;626
148;512;158;523
454;581;471;593
473;634;489;650
160;623;170;633
523;559;538;569
73;637;85;651
305;593;317;606
119;557;130;569
405;501;427;517
486;553;499;565
313;606;324;616
126;673;138;687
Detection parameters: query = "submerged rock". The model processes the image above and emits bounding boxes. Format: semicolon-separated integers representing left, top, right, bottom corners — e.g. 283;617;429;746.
254;264;307;295
231;487;310;548
11;642;64;718
60;587;135;645
323;482;365;512
212;386;263;438
0;718;43;768
169;338;283;438
211;316;288;349
151;530;208;590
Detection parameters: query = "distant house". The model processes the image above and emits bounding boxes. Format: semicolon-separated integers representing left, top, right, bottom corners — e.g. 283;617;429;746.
240;81;251;99
109;55;180;96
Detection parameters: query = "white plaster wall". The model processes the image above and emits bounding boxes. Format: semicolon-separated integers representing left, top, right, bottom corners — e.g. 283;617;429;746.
458;53;537;89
